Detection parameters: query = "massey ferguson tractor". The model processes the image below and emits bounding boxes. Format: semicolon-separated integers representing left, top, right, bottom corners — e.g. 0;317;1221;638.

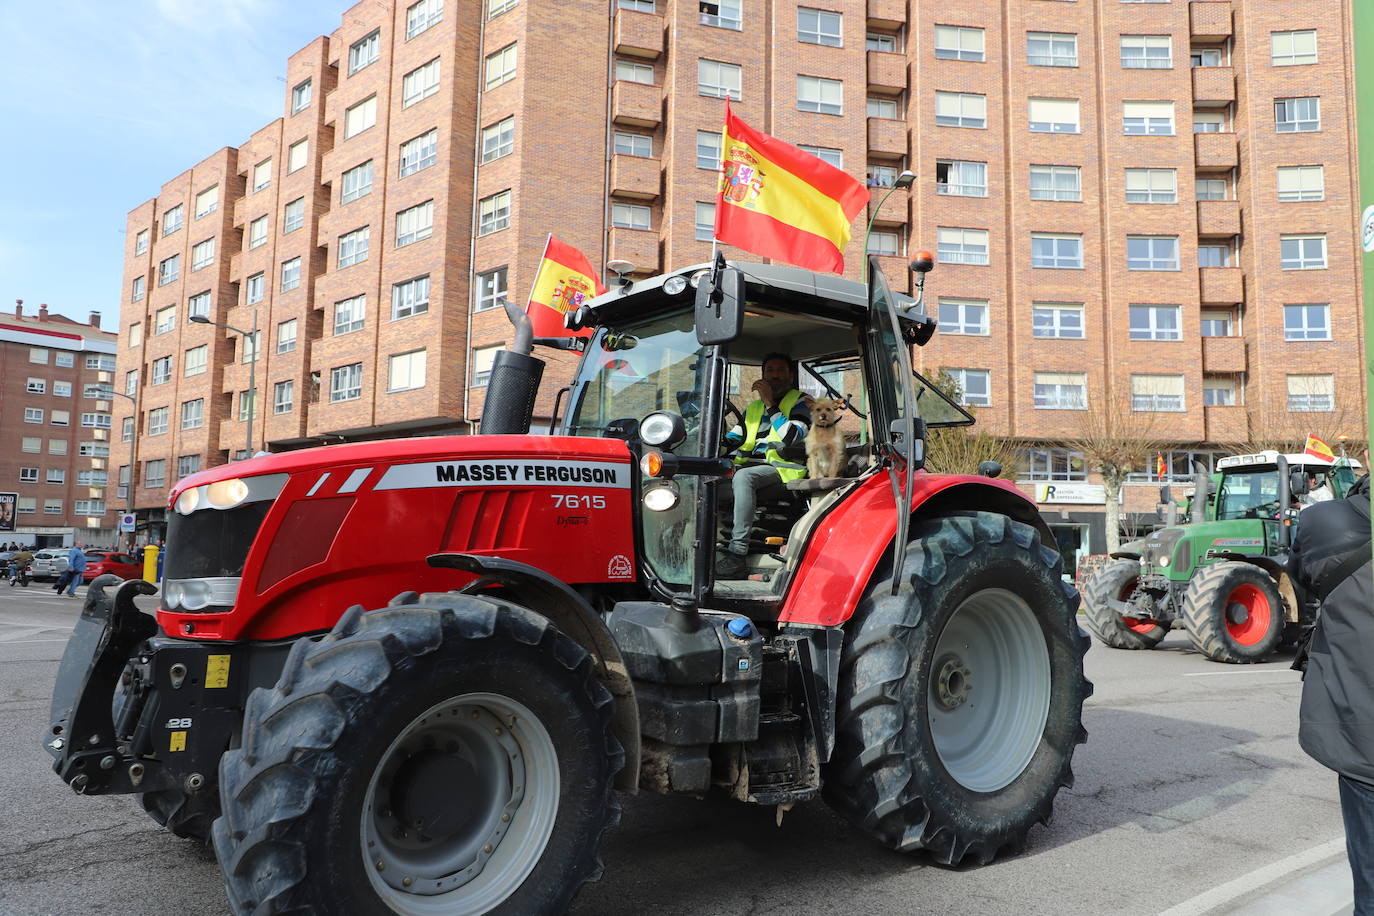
46;256;1090;914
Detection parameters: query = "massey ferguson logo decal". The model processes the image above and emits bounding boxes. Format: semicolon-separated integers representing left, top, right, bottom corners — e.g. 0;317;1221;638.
373;459;629;491
607;555;633;579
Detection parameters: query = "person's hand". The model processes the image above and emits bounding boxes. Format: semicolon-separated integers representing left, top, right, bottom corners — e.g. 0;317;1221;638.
751;379;776;409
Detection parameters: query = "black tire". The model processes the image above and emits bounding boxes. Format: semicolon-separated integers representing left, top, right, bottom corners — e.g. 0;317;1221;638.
1181;561;1284;663
139;788;218;843
1082;559;1169;649
212;592;622;915
824;512;1092;865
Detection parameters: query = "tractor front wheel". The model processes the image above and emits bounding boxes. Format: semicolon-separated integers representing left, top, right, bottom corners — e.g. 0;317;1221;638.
824;512;1092;865
212;593;622;915
1181;561;1284;663
1082;558;1170;649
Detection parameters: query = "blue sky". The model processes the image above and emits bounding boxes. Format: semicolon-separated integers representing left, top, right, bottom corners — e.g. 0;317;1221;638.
0;0;344;331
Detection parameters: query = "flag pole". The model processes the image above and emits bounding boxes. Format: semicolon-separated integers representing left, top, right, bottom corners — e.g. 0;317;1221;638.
525;233;553;316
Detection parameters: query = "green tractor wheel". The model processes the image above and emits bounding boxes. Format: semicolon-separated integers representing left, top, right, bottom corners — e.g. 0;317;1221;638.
1082;559;1169;650
1181;561;1284;663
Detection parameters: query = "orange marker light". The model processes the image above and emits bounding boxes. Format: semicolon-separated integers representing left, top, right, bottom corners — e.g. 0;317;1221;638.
640;452;663;477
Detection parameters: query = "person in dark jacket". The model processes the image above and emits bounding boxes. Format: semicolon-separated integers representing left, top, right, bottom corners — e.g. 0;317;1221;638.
1288;472;1373;914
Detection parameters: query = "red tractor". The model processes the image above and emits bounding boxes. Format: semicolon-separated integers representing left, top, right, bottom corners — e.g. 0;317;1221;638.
48;257;1090;914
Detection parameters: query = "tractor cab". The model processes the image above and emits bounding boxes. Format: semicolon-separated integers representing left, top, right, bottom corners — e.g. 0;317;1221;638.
1215;450;1363;529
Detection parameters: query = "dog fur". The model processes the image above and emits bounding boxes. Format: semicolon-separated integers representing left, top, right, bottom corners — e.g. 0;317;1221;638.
806;398;847;479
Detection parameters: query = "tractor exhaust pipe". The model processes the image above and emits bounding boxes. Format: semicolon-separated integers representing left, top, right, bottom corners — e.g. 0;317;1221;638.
479;302;545;435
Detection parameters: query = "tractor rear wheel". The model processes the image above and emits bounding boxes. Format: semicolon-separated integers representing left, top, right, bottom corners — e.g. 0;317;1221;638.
824;512;1091;865
1181;561;1284;663
1083;558;1170;649
212;593;622;915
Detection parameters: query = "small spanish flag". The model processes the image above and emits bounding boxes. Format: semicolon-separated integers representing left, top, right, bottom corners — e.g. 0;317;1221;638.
714;101;869;274
525;234;608;339
1304;433;1335;461
1156;453;1167;480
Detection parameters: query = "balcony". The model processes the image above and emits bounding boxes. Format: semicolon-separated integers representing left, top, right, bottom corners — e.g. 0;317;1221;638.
1202;336;1247;373
1192;67;1235;105
867;118;908;158
867;0;905;29
1197;199;1241;237
1199;267;1244;305
1190;1;1233;41
1195;132;1238;170
614;10;663;59
867;51;907;95
607;227;660;272
610;155;661;200
1204;404;1247;443
612;80;661;128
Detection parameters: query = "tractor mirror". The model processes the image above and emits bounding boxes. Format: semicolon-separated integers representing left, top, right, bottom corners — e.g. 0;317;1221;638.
695;262;745;345
888;417;927;470
1289;471;1310;497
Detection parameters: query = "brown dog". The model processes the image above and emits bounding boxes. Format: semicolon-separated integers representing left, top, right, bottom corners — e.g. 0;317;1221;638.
806;398;847;479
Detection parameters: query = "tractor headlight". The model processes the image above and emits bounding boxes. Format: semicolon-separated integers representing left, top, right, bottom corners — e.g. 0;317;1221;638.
639;411;686;449
663;275;688;296
643;481;681;512
1157;555;1170;568
206;478;250;509
175;488;200;515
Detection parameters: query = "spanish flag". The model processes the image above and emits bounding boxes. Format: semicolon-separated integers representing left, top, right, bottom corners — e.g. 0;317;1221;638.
1304;433;1335;461
525;235;608;338
1156;453;1167;480
714;101;869;274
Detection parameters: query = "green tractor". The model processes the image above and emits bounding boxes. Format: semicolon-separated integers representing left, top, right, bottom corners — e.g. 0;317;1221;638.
1083;449;1362;663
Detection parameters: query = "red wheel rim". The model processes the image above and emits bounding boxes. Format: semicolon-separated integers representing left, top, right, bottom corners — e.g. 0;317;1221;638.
1223;584;1272;645
1117;579;1159;634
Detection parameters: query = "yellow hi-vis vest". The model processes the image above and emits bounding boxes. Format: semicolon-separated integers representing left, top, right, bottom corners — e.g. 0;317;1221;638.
737;389;807;483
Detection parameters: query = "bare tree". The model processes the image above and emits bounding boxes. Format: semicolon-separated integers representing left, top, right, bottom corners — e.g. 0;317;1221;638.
923;371;1024;478
1235;401;1367;458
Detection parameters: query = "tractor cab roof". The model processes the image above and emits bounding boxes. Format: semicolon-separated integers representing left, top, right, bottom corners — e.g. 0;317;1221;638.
1216;450;1362;472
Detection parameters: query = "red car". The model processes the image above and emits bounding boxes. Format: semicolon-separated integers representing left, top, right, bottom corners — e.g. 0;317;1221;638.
82;551;142;582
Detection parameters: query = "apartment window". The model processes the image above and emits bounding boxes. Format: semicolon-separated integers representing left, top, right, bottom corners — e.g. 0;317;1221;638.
184;344;208;376
699;60;742;100
1034;372;1087;409
1288;374;1334;412
935;160;986;197
330;363;363;402
482;117;515;162
152;307;177;337
128;324;142;348
344;96;378;138
253;159;272;192
867;229;903;256
1272;30;1317;66
1200;309;1235;337
1124;101;1174;136
79;383;104;399
403;58;441;107
616;60;655;84
338;226;370;268
285;139;308;175
24;407;43;424
1275;97;1320;133
614;131;653;158
936;227;989;265
1198;244;1231;267
147;407;168;436
121;418;133;441
1121;35;1171;69
473;269;504;312
400;131;438;177
349;30;380;74
797;145;842;168
291;78;312;113
866;32;900;52
1031;233;1082;269
936;91;986;128
162;204;183;235
388;350;427;392
238;389;258;421
1277;165;1324;202
280;257;301;292
79;442;109;458
194;185;218;219
82;412;112;429
342;161;374;202
176;456;200;479
1129;305;1182;341
1032;303;1084;339
144;460;166;488
696;130;722;169
246;272;265;303
25;377;46;394
283;197;305;233
867;97;900;119
75;468;105;488
273;318;297;354
798;8;842;46
612;202;651;230
1284;304;1331;341
485;43;517;90
190;238;215;272
1280;234;1327;270
1021;448;1087;482
56;381;73;396
695;202;716;241
45;467;66;484
396;201;434;247
248;215;268;249
43;499;63;515
700;0;741;30
135;229;149;254
945;369;991;407
1125;168;1177;204
1192;48;1224;67
19;467;38;482
868;163;901;188
54;351;73;368
182;293;208;325
1029;165;1080;201
1131;374;1185;411
1195;178;1227;201
471;345;502;386
1193;111;1226;133
1028;32;1077;67
938;299;989;336
1127;236;1180;270
180;399;204;430
49;410;70;427
158;254;180;286
21;437;40;453
151;355;172;385
478;190;512;235
393;275;432;319
1203;378;1236;407
489;0;516;16
935;26;985;62
407;0;444;38
273;380;294;415
131;275;145;302
1028;97;1079;133
334;295;366;335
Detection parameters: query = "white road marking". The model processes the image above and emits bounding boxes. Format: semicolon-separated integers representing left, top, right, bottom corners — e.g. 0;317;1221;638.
1157;837;1348;916
1182;669;1296;678
0;638;71;645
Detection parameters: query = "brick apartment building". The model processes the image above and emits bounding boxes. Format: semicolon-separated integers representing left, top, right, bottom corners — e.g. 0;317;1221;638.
0;302;118;548
114;0;1363;567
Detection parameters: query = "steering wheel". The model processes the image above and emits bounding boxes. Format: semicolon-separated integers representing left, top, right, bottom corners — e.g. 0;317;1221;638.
1246;501;1280;519
724;399;744;429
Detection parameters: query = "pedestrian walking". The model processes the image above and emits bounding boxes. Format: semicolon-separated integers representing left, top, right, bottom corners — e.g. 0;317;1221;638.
57;541;87;598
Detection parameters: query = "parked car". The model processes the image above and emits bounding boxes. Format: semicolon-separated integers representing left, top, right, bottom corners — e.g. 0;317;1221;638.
30;550;68;581
82;552;142;582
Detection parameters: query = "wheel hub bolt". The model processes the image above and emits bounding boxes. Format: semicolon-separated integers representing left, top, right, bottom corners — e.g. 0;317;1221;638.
376;861;385;872
483;844;494;854
501;813;510;823
402;877;413;888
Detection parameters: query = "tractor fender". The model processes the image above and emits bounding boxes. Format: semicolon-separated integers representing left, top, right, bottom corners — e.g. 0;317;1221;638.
1109;552;1142;561
1112;538;1146;561
1208;551;1300;623
778;475;1052;627
427;552;640;790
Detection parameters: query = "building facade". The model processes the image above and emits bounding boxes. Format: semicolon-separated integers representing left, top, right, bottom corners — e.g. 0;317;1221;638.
114;0;1363;564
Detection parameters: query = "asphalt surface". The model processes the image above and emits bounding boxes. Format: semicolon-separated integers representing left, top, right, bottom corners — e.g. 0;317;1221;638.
0;586;1352;915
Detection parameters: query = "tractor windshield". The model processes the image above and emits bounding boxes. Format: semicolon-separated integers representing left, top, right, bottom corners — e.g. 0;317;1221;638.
1216;468;1281;520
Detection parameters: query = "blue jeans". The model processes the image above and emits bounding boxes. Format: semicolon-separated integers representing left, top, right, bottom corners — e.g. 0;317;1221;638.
1342;775;1374;916
727;464;785;555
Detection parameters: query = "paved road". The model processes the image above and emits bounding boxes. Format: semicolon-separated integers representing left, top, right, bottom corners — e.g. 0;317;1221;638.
0;588;1350;915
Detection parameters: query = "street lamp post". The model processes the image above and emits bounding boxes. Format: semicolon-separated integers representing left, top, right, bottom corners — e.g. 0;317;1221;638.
191;309;258;459
863;170;916;286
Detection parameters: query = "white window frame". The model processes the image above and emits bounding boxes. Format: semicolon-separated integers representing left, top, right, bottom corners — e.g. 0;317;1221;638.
248;215;268;249
276;318;298;353
1128;304;1183;341
342;160;374;202
1283;303;1331;341
936;227;990;266
394;275;432;319
470;346;503;387
194;185;218;219
696;130;722;170
938;298;989;336
945;368;991;407
1029;164;1081;201
400;131;438;177
1032;303;1084;339
330;363;364;402
482;117;515;163
334;295;367;336
1124;168;1178;204
1277;165;1324;202
1031;233;1083;269
388;349;428;392
695;202;716;242
291;78;312;113
614;131;653;158
408;0;444;38
611;202;651;230
935;160;987;197
698;59;742;100
1131;374;1186;412
402;58;441;107
485;43;517;90
1280;234;1327;270
700;0;741;30
1028;97;1079;133
1123;101;1175;136
396;200;434;247
1275;97;1320;133
283;197;305;233
349;30;380;75
273;380;295;415
797;8;842;47
147;406;169;436
280;257;301;292
1271;30;1317;66
473;269;505;313
184;345;208;377
287;137;308;173
935;26;985;62
344;96;378;139
1033;372;1088;410
1127;235;1180;271
180;399;204;430
1027;32;1077;67
337;226;370;268
1121;34;1172;69
936;91;987;129
1287;374;1334;412
478;190;512;235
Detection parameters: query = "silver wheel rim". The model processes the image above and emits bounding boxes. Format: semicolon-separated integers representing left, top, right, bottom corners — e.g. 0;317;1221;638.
361;692;559;915
928;588;1052;793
